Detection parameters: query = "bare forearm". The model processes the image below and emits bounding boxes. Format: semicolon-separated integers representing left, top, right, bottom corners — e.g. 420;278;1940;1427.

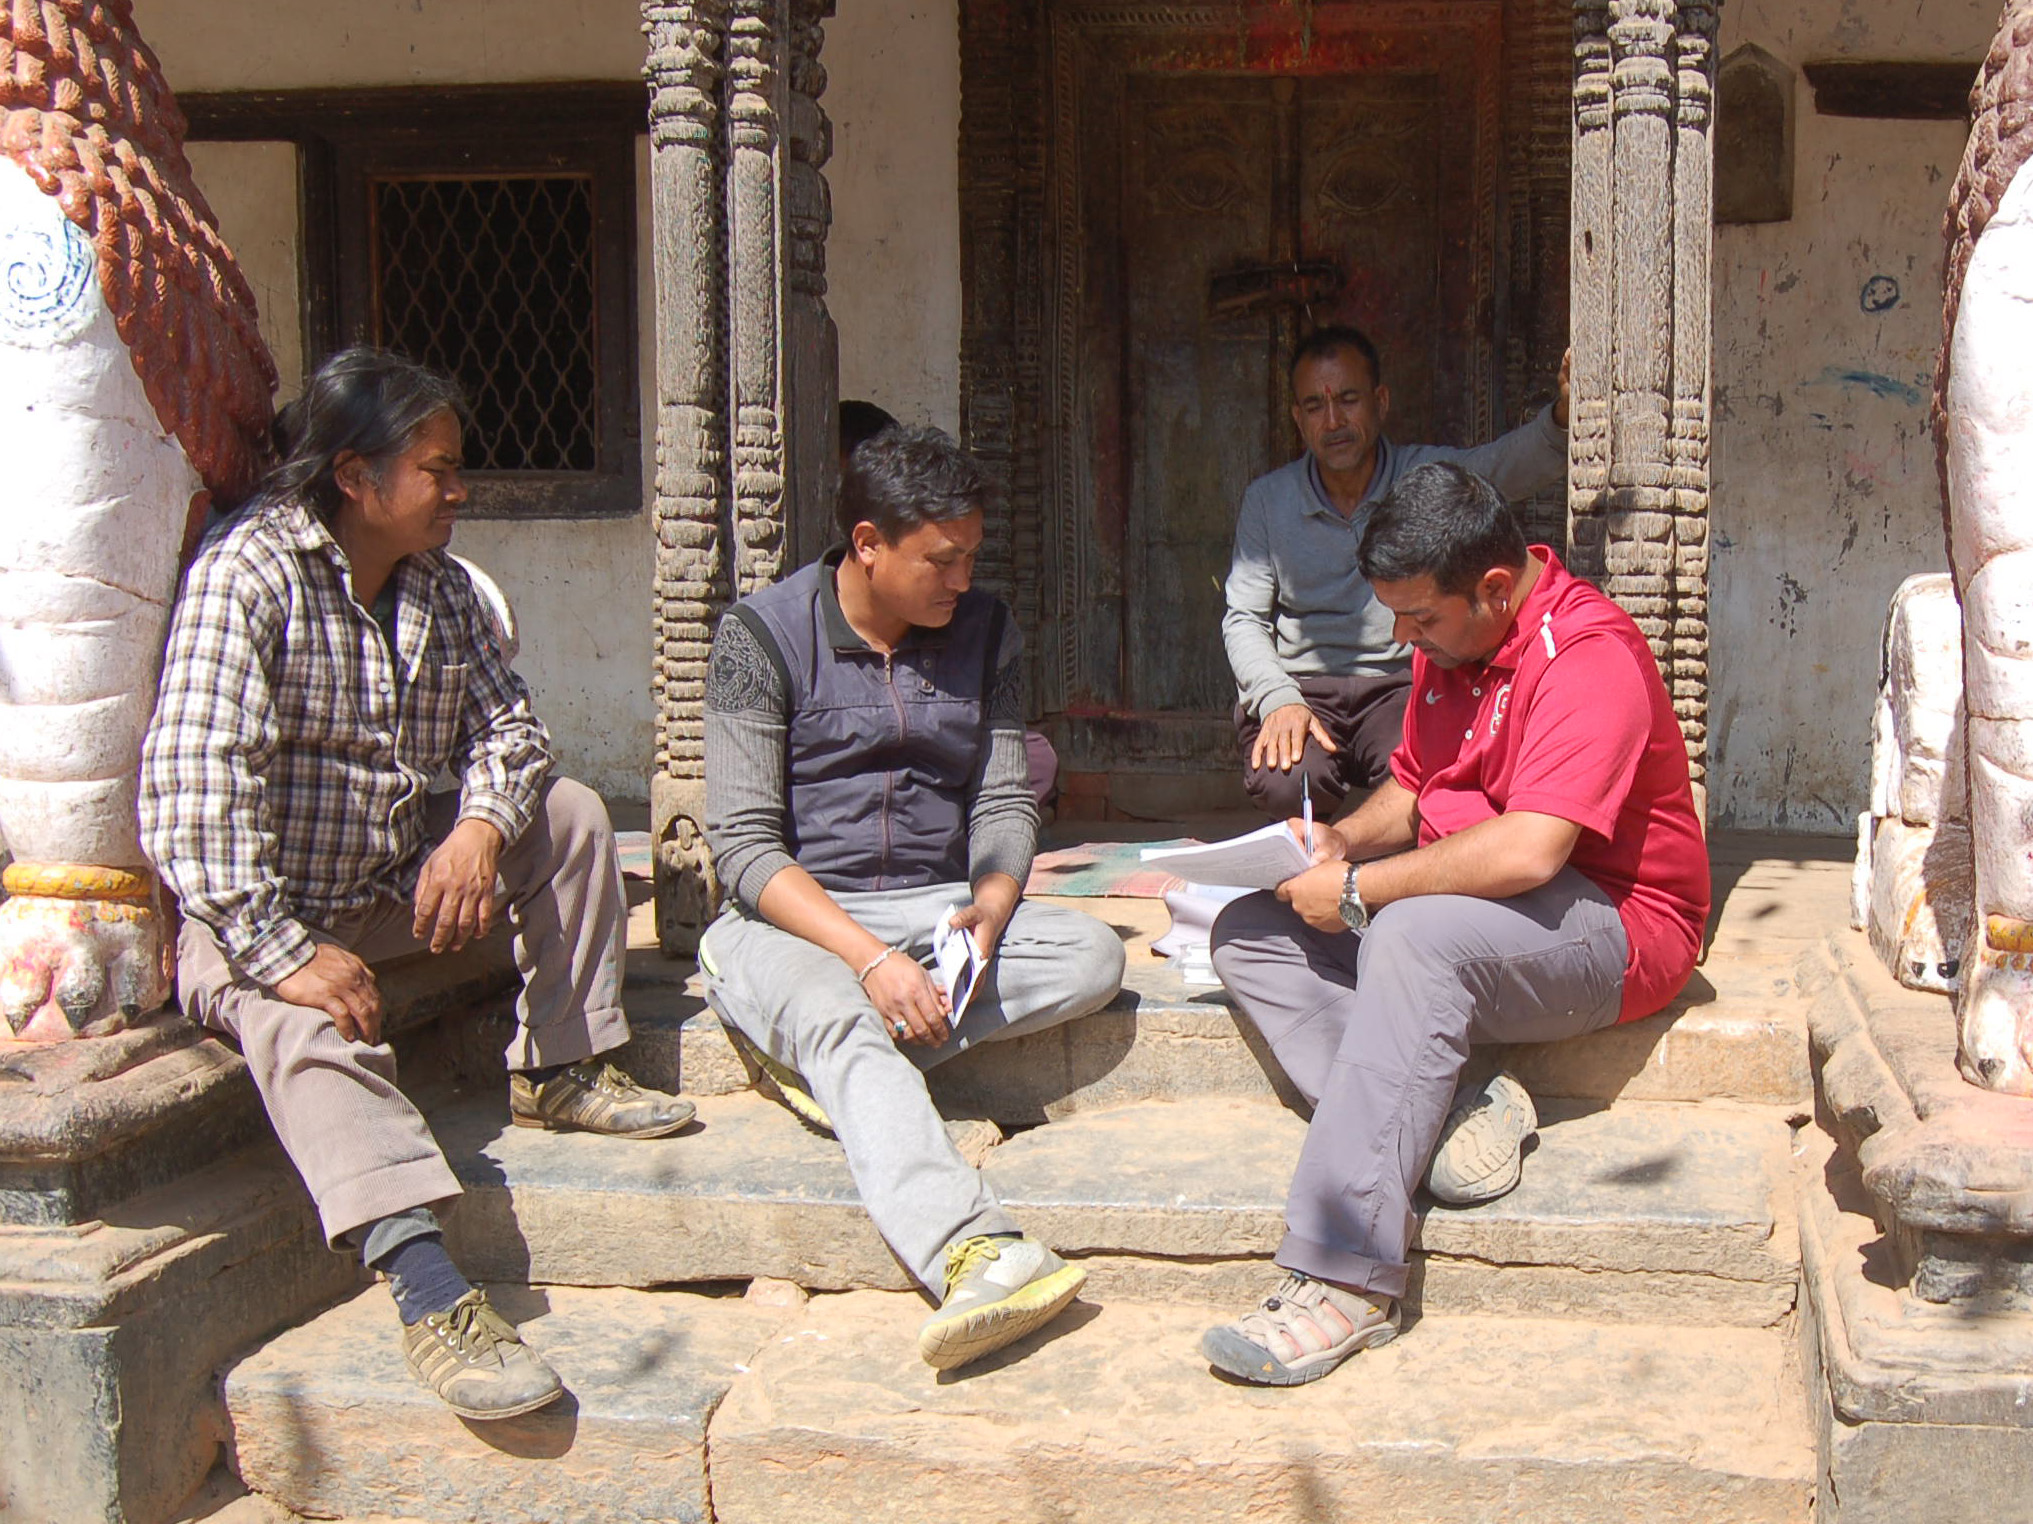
1357;811;1581;908
753;863;890;973
1334;777;1421;860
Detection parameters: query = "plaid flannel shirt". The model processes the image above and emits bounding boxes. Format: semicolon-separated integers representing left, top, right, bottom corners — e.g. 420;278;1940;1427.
139;498;553;986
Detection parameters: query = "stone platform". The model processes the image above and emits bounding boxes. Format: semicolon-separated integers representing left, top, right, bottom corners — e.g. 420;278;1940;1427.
1800;927;2033;1521
187;833;1846;1524
9;832;1858;1523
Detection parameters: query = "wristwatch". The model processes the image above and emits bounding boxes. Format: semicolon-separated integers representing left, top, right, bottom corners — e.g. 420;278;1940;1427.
1337;862;1371;933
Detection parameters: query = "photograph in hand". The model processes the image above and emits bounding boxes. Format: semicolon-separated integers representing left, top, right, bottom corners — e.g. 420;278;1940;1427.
932;905;989;1021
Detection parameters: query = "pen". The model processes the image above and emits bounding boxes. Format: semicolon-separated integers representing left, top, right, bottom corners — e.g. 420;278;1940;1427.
1302;772;1314;859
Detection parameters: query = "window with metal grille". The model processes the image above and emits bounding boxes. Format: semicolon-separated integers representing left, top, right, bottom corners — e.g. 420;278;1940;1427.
371;175;601;475
180;85;645;520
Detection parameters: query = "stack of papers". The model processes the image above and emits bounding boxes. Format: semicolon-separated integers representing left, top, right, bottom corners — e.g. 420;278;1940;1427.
1149;883;1255;986
1137;821;1314;890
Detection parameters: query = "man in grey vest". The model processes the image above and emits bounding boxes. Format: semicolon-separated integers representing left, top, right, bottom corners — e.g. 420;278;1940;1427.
700;425;1126;1372
1225;326;1570;819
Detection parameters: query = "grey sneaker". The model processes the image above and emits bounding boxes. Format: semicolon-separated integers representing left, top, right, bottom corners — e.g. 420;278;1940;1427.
510;1060;695;1139
400;1289;564;1420
1202;1272;1399;1386
1425;1070;1538;1204
917;1235;1087;1371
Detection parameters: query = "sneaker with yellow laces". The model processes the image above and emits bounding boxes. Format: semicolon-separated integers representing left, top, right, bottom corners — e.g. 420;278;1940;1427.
917;1234;1087;1371
509;1060;695;1138
400;1288;565;1420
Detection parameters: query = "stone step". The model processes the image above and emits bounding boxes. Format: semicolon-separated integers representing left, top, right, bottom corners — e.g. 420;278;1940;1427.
434;1091;1797;1326
709;1292;1813;1524
222;1281;1811;1524
613;939;1813;1126
223;1282;792;1524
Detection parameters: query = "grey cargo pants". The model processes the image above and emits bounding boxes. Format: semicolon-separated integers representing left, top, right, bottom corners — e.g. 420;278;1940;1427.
701;884;1126;1289
1210;867;1627;1299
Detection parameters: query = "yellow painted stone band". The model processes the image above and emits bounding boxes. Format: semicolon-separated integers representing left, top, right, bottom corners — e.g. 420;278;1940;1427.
1987;915;2033;954
1;863;152;901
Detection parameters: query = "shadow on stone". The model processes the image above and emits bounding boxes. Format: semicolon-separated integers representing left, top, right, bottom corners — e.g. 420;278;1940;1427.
934;1296;1103;1385
457;1390;581;1458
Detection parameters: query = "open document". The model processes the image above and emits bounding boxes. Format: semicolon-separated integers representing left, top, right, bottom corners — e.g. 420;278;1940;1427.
1137;820;1314;891
932;905;990;1020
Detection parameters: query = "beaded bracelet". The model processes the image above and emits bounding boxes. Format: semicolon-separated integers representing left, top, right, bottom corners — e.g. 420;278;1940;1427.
855;945;902;983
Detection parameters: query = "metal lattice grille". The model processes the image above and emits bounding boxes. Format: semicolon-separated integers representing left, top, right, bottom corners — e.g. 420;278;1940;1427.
372;175;600;473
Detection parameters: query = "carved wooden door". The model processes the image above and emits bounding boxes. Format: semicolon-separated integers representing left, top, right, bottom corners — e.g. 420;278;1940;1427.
1057;27;1497;767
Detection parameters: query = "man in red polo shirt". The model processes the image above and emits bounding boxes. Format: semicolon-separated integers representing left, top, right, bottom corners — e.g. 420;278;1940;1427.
1202;461;1708;1386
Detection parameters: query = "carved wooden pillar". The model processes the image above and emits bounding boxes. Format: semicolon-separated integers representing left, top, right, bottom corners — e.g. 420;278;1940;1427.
1568;0;1717;802
785;0;840;573
645;0;730;954
1670;0;1716;787
644;0;833;954
727;0;789;598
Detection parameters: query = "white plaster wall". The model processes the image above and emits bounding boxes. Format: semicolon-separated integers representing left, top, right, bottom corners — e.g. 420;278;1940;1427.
135;0;646;90
185;143;305;394
825;0;963;432
1709;0;1995;832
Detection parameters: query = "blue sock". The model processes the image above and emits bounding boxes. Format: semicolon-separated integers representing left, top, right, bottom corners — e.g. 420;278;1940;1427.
371;1233;473;1325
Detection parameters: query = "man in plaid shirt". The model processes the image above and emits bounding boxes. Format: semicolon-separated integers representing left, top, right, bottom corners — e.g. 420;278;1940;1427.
140;349;691;1421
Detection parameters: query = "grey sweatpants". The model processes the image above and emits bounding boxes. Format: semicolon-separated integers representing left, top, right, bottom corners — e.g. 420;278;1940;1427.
1210;867;1627;1299
701;884;1126;1289
177;777;633;1247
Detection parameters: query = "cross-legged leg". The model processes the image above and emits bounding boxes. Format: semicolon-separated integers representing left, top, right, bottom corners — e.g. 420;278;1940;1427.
1214;869;1626;1297
701;899;1018;1289
1204;870;1625;1384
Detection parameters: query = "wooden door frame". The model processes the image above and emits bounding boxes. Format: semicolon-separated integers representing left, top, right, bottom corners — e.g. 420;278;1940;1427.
959;0;1573;759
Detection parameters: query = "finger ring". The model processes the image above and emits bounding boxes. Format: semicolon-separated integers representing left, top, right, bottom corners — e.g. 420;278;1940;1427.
892;1020;909;1037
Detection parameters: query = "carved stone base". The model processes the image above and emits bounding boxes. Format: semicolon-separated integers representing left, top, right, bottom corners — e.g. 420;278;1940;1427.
0;933;521;1520
1799;1142;2033;1523
0;1013;259;1227
1810;926;2033;1305
651;772;720;958
0;1145;360;1524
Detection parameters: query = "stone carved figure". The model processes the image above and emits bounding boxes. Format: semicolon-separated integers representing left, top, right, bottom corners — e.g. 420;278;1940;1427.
1852;573;1973;997
0;1;275;1039
1931;0;2033;1093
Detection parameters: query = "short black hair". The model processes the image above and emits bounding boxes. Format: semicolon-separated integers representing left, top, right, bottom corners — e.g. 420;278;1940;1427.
1289;325;1382;388
1357;462;1527;600
839;399;899;458
837;424;994;542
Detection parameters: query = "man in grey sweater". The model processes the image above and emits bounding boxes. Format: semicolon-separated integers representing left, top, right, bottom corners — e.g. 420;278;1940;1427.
1224;326;1570;818
700;426;1125;1372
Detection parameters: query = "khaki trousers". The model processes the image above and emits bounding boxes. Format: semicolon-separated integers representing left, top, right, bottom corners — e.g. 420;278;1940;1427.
177;776;632;1246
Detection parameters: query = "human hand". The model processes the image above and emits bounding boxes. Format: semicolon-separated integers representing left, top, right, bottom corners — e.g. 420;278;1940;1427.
861;949;952;1047
1285;816;1351;867
1252;702;1336;773
1275;859;1352;934
413;818;505;953
948;875;1019;960
274;944;386;1043
1554;347;1572;430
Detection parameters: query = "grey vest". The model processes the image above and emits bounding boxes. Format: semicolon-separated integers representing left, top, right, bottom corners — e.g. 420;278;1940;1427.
732;549;1007;893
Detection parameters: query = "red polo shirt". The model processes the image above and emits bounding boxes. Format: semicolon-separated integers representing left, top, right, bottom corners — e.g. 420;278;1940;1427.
1388;547;1709;1020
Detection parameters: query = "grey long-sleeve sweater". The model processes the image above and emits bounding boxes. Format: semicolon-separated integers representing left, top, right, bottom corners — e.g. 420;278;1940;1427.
1221;405;1568;721
703;609;1037;911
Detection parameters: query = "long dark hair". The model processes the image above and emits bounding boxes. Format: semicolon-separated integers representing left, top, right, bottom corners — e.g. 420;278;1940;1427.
251;348;469;518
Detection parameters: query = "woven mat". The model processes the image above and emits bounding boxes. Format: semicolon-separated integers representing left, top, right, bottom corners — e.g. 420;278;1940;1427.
1024;838;1193;898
